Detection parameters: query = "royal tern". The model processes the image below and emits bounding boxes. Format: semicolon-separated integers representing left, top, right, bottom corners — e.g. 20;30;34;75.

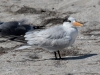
0;20;43;36
25;16;82;59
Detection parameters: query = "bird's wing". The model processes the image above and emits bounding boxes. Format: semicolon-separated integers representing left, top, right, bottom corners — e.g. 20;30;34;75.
15;26;26;35
25;25;71;47
25;25;66;38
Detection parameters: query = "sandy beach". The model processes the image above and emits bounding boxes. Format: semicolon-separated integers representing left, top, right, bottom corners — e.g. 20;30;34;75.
0;0;100;75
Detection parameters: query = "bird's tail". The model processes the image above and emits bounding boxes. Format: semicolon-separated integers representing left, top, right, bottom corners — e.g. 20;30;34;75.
14;45;32;50
24;30;43;46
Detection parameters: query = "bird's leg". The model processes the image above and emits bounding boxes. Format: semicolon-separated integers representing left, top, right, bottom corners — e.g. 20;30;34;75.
57;50;61;59
54;52;57;59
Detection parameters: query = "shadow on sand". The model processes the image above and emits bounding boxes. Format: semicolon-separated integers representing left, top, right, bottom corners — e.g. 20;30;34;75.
15;54;97;62
50;54;97;60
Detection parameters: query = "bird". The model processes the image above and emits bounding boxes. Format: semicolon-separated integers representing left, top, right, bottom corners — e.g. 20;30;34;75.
0;20;44;36
24;16;83;59
0;22;3;25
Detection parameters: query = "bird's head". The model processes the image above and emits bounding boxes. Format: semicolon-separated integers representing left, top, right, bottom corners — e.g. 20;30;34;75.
63;16;83;27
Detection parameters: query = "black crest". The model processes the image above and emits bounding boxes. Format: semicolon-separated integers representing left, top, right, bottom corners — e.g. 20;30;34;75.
63;16;71;22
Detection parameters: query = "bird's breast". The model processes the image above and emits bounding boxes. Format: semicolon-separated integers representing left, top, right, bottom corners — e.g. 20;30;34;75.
68;28;78;46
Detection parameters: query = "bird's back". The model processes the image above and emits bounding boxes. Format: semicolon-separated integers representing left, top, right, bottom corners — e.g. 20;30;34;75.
0;21;33;35
0;21;19;35
25;25;71;52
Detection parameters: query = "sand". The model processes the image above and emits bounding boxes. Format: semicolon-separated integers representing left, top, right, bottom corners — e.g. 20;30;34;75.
0;0;100;75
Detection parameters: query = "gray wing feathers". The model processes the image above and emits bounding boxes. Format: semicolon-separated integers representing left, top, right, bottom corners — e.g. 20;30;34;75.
41;36;70;48
24;25;71;47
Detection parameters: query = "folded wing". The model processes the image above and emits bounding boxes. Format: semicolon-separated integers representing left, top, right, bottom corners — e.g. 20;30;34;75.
24;25;71;50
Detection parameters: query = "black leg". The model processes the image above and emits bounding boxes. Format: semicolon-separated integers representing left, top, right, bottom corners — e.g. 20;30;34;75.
57;50;61;59
54;52;57;59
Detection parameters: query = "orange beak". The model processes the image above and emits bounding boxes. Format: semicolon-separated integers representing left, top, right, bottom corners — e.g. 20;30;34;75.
73;22;83;26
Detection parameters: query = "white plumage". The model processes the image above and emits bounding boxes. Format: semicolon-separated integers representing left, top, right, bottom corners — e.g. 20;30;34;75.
24;17;82;59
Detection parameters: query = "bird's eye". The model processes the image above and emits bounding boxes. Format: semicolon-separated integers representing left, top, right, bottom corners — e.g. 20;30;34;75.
67;20;71;22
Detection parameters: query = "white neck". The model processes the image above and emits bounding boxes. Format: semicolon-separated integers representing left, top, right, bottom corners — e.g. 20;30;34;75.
63;22;72;28
62;22;78;34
